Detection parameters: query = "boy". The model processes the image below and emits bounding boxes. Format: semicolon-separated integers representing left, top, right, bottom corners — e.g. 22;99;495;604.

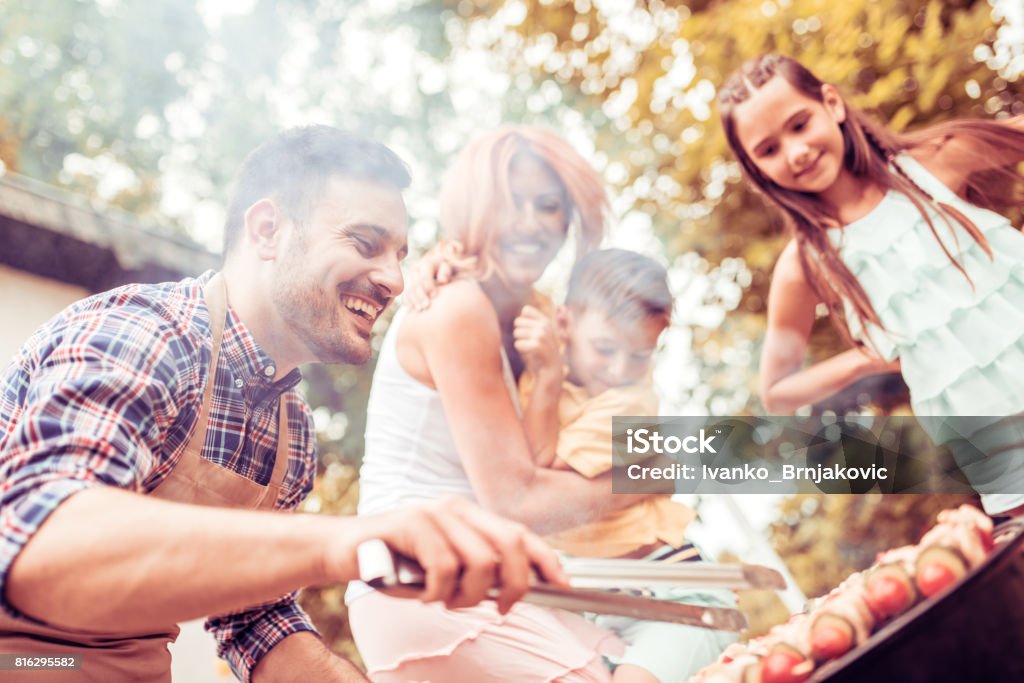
515;248;735;683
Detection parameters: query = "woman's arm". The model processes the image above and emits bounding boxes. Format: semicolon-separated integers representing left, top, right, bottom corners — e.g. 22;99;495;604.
760;242;899;415
401;281;656;534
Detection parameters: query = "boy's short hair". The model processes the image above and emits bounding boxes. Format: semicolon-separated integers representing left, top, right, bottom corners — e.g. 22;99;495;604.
222;125;411;254
565;248;672;327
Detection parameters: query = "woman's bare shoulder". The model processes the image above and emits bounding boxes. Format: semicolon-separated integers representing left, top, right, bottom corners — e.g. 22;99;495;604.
406;279;499;337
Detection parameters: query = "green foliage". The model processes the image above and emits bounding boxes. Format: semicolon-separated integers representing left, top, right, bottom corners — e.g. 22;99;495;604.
451;0;1023;412
0;0;206;220
6;0;1021;664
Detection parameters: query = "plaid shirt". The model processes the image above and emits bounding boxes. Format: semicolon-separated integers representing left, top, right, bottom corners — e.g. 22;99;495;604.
0;272;319;682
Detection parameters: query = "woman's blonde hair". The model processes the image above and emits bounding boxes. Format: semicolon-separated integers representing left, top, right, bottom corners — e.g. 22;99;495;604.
438;125;608;281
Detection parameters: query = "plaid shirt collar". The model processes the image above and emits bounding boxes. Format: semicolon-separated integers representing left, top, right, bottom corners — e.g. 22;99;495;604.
198;271;303;406
221;306;303;405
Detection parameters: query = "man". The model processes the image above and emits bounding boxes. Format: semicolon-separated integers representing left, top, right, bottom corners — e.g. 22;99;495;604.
0;126;564;682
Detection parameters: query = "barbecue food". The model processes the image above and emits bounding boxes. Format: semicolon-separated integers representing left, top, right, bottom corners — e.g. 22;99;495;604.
808;573;875;660
760;642;814;683
688;505;994;682
863;545;919;619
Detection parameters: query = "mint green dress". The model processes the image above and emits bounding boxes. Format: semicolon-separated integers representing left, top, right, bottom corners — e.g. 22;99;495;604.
827;154;1024;513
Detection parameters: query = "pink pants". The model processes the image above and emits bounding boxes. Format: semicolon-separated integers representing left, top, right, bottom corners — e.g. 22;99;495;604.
349;591;625;682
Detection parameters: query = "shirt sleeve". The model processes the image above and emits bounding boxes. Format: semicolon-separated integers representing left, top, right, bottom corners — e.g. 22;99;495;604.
0;304;191;619
555;385;659;478
205;593;318;683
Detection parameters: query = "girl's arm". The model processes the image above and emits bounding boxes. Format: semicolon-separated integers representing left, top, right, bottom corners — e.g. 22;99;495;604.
760;242;899;414
401;281;657;534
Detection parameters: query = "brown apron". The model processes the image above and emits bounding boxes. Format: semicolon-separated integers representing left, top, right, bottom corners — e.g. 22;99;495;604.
0;273;292;682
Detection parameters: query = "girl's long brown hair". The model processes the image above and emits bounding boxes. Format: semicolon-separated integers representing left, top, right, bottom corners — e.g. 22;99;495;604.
719;54;1024;351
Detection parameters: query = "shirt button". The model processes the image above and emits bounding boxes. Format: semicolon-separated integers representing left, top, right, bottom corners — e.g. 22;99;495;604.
264;366;276;378
234;378;244;388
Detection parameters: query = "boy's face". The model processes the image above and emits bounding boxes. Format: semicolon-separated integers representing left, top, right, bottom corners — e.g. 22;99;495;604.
560;307;666;398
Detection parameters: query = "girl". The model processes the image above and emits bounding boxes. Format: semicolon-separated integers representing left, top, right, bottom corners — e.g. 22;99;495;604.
718;54;1024;515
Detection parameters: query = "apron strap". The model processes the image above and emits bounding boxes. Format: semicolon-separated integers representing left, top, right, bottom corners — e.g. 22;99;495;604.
198;272;290;506
185;272;230;463
254;405;292;508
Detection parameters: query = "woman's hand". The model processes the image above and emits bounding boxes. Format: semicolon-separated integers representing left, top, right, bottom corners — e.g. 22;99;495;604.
513;305;562;381
404;241;474;311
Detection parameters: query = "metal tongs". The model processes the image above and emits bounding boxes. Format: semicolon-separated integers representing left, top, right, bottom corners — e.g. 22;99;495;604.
357;539;786;632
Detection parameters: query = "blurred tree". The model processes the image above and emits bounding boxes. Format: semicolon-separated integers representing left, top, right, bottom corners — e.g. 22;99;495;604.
0;0;207;218
5;0;1021;667
433;0;1023;642
444;0;1024;413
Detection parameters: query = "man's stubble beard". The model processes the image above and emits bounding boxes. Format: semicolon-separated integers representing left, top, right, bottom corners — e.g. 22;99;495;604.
270;261;371;367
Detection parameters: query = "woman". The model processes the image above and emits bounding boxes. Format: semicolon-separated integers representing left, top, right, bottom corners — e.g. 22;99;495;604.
348;127;649;682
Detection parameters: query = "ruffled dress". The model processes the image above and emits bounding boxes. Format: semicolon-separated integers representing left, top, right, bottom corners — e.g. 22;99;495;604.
829;154;1024;512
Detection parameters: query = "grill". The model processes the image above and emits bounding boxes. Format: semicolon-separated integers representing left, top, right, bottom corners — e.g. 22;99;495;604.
808;518;1024;683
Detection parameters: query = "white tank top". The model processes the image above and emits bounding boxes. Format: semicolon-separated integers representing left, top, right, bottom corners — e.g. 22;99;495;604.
356;306;520;516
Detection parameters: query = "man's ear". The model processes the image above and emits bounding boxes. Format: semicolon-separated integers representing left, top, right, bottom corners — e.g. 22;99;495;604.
555;305;572;342
821;84;846;125
243;199;283;260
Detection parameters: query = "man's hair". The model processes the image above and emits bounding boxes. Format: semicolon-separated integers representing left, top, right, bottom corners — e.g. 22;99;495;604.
222;125;411;254
565;248;672;328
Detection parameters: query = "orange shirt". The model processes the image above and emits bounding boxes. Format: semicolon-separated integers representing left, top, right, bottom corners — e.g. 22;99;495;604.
535;380;695;558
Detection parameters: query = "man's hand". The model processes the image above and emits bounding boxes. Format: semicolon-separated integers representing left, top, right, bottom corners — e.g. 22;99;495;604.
330;497;567;614
513;305;562;381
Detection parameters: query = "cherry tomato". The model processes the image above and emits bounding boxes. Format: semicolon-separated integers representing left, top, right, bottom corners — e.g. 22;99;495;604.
760;647;812;683
810;615;854;661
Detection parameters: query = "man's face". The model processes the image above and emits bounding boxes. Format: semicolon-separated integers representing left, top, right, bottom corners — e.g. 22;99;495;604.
271;175;408;365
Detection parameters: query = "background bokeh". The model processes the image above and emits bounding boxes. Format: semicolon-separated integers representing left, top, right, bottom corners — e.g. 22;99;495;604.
2;0;1020;660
